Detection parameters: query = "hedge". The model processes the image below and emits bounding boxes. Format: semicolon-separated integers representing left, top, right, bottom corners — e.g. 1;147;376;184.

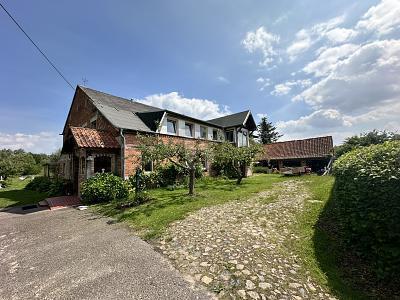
81;173;129;203
333;141;400;279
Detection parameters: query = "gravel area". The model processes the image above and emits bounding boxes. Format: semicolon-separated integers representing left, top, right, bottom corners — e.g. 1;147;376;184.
156;180;336;299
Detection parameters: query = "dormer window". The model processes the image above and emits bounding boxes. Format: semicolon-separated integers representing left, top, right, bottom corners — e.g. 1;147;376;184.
212;129;218;141
200;126;207;139
185;122;193;137
167;119;177;134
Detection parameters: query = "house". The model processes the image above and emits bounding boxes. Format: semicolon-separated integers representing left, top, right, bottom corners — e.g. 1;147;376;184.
60;86;257;194
258;136;334;172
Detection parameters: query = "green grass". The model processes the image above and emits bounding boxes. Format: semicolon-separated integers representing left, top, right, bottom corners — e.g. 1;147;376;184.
292;175;367;299
0;177;47;208
94;174;286;239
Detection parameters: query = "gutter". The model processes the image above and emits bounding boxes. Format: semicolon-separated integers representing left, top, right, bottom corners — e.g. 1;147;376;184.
120;129;125;179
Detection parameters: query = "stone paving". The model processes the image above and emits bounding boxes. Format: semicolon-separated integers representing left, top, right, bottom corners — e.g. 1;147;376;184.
156;180;336;299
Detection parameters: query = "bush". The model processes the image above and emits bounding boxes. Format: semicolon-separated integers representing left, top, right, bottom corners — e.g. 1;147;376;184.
25;176;67;197
81;173;129;203
129;164;202;190
333;141;400;279
253;166;270;174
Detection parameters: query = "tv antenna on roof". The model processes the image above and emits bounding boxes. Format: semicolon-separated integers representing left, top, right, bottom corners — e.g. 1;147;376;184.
81;77;88;86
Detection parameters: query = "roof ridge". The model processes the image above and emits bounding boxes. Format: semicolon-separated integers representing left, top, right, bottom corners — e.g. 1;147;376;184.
266;136;332;145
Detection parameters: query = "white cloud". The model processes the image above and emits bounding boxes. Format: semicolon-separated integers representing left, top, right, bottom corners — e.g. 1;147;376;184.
271;79;312;96
256;77;272;91
242;27;280;66
287;15;346;60
0;132;61;154
356;0;400;35
325;27;357;44
138;92;231;120
294;39;400;113
217;76;230;84
303;43;359;77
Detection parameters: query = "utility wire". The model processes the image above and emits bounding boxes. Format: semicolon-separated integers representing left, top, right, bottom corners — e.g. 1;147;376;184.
0;1;74;90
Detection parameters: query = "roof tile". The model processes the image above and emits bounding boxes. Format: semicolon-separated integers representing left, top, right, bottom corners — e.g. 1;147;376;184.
70;127;120;149
262;136;333;160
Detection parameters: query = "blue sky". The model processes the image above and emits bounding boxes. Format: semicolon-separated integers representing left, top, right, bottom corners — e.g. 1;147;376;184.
1;0;399;153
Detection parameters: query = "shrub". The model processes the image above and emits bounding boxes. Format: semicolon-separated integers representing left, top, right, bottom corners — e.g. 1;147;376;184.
129;164;202;190
253;166;270;174
333;141;400;279
25;176;67;196
81;173;129;203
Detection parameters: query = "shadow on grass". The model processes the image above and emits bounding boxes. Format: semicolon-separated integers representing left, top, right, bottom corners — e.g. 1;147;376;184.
0;188;47;209
313;180;398;299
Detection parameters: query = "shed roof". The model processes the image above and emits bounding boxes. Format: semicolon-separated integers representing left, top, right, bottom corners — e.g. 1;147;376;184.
70;127;120;149
262;136;333;160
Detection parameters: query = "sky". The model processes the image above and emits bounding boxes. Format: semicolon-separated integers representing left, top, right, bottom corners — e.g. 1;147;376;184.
0;0;399;153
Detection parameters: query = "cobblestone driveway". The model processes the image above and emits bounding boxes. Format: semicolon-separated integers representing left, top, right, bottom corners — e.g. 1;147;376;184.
157;180;336;299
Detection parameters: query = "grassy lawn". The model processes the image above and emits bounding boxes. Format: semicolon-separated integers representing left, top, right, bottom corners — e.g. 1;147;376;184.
94;174;287;239
291;175;367;300
0;177;47;208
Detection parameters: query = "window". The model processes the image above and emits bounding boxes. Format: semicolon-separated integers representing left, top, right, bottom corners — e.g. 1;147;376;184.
80;157;86;174
200;126;207;139
94;156;111;173
185;122;193;137
212;129;218;141
143;160;153;172
225;130;234;143
167;119;177;134
238;131;248;147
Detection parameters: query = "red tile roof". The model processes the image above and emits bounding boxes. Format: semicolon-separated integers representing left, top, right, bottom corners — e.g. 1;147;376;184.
70;127;120;149
262;136;333;160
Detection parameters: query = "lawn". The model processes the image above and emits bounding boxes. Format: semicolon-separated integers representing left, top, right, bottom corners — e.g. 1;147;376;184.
291;175;368;299
0;177;47;208
94;174;287;239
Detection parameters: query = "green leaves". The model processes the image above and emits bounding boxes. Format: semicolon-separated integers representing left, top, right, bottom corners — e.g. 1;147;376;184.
332;141;400;279
81;173;129;203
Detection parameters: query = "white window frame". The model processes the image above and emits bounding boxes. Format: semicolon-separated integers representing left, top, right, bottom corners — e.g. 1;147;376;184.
200;126;208;139
167;118;177;135
185;122;194;137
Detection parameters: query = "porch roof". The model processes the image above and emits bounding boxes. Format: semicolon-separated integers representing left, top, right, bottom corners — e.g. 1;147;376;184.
70;127;120;149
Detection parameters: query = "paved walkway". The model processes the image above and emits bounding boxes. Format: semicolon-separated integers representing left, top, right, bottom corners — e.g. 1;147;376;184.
157;180;336;299
0;207;210;299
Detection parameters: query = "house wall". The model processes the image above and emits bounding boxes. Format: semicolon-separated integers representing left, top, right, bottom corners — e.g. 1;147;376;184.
63;88;119;141
159;113;224;141
123;132;214;178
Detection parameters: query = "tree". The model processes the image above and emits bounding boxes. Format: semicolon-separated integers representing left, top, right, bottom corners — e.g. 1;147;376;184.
0;149;41;178
211;141;262;185
137;135;210;195
257;116;282;144
335;130;400;158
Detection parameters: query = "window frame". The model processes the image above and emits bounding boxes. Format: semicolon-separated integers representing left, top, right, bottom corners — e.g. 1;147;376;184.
225;130;234;143
200;126;208;139
185;122;194;137
212;129;218;141
80;157;86;175
167;119;177;134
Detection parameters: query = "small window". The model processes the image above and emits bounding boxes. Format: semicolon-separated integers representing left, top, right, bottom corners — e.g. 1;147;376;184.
143;160;153;172
226;130;234;143
185;123;193;137
94;156;111;173
80;157;86;174
167;119;177;134
212;129;218;141
200;126;207;139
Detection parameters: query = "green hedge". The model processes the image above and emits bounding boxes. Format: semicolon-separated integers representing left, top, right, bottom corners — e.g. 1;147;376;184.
81;173;129;203
253;166;270;174
333;141;400;279
25;176;69;197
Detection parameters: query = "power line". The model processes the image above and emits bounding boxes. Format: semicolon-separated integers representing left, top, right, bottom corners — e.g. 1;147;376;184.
0;1;74;90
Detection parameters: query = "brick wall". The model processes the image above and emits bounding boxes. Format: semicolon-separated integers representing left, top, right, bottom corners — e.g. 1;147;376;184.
123;132;214;178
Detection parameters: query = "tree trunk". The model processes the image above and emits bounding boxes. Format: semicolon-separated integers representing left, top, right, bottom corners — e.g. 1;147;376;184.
188;168;195;195
235;164;243;185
